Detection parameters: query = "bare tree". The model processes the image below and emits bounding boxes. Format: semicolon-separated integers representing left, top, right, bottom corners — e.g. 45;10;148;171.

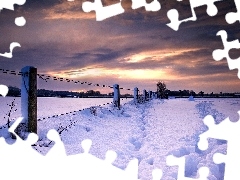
157;81;167;99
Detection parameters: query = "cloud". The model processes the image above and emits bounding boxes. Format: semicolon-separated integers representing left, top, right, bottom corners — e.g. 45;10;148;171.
43;0;96;20
21;0;65;10
0;0;239;94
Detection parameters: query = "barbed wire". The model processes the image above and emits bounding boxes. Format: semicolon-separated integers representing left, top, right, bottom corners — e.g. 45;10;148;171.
0;68;157;102
0;68;23;76
35;100;128;149
35;99;133;147
0;68;158;95
0;68;133;91
0;101;115;130
0;98;133;136
0;122;10;130
37;101;114;121
36;73;133;91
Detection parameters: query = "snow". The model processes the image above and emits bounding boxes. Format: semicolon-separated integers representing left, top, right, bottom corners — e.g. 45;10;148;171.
0;97;239;179
189;95;195;101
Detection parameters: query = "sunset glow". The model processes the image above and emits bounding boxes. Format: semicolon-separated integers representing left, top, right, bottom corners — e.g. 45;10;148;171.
124;48;201;63
0;0;239;94
50;67;170;80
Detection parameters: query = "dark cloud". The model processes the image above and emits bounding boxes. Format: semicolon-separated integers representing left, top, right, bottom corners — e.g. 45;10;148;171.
20;0;65;10
70;47;132;60
70;48;121;62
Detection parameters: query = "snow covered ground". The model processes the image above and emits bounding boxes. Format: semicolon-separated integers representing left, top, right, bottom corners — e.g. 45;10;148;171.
0;97;131;123
0;97;239;179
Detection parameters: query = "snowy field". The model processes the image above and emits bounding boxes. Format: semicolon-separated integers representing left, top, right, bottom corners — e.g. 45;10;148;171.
0;97;240;179
0;97;131;123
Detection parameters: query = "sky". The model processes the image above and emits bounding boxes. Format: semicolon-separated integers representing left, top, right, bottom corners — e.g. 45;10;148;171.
0;0;240;95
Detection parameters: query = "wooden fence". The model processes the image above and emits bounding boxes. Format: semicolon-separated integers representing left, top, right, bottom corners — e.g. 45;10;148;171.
17;66;155;134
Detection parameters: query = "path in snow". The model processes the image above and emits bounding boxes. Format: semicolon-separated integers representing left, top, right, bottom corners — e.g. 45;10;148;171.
37;99;205;180
135;99;204;179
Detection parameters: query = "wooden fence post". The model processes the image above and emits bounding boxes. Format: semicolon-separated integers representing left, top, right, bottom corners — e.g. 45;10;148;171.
134;87;138;103
153;92;156;99
143;89;147;102
148;91;152;99
21;66;37;134
113;84;120;109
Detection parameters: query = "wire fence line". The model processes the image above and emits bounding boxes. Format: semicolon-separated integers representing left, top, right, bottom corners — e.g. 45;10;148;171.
37;101;114;121
0;68;154;100
1;66;155;135
0;68;133;91
0;66;156;153
0;67;155;108
0;100;116;130
35;99;133;148
0;68;23;76
0;122;10;130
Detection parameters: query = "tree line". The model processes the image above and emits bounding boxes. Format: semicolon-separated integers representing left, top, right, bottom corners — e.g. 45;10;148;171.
3;85;240;98
156;81;240;98
4;86;133;98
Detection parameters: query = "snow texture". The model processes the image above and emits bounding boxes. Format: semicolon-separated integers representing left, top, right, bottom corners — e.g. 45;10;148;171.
0;97;239;179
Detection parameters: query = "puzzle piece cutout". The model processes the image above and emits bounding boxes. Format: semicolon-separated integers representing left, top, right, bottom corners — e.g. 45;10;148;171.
131;0;161;12
82;0;161;21
0;84;9;97
0;42;21;58
82;0;125;21
166;155;209;180
167;0;222;31
0;0;25;58
225;0;240;24
198;111;240;180
0;117;163;180
212;30;240;79
0;117;42;180
0;0;26;11
15;16;26;26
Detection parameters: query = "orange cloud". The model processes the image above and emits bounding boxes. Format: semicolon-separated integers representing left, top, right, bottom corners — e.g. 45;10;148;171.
122;48;201;63
43;1;95;20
